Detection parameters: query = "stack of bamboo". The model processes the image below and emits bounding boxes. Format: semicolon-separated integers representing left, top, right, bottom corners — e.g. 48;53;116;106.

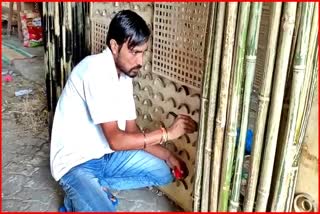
43;2;90;130
193;2;318;212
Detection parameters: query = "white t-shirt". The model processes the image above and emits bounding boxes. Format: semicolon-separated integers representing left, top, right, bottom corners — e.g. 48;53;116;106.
50;48;137;181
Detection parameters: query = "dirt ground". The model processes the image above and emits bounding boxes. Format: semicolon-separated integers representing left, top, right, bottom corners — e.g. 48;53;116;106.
2;55;64;211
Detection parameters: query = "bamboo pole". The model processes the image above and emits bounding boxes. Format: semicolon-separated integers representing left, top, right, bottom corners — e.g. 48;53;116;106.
270;3;315;211
255;3;297;211
199;3;217;211
290;3;318;163
229;3;262;212
284;5;318;210
243;3;282;211
201;3;225;211
193;3;216;211
209;3;238;212
66;2;73;80
218;3;251;211
285;46;318;212
277;4;302;136
267;3;303;206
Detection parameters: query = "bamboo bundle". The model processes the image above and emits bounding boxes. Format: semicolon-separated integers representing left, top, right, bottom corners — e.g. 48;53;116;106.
43;2;90;133
284;5;318;210
285;47;318;212
218;3;251;211
229;3;262;212
243;3;282;211
209;3;238;212
198;3;217;210
193;3;216;211
200;3;225;211
266;3;303;206
255;3;297;211
270;3;315;211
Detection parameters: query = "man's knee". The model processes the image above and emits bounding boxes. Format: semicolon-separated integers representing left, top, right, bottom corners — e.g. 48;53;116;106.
148;159;174;186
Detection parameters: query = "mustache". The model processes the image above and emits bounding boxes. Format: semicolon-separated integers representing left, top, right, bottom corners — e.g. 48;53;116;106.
130;65;142;71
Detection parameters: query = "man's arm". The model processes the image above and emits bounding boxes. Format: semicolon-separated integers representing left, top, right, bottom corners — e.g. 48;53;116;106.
125;119;171;161
125;119;189;177
100;114;196;151
100;121;163;151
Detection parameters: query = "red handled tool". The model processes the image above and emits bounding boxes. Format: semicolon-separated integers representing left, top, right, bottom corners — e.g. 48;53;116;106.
172;166;184;180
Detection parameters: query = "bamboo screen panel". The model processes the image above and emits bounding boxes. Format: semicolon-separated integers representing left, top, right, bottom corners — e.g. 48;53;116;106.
152;3;210;90
91;20;109;54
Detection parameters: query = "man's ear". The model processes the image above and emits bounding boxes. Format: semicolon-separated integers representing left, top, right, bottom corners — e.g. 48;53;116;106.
110;39;119;55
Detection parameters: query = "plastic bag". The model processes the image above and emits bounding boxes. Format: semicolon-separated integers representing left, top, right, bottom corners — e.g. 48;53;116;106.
20;11;43;47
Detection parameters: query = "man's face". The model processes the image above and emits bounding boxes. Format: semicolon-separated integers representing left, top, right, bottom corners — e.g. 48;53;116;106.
113;41;148;78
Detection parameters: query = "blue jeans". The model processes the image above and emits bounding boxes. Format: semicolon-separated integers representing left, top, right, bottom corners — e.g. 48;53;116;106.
58;150;173;211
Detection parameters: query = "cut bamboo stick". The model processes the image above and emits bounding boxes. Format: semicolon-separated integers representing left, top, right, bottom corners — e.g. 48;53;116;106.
255;3;297;211
199;3;217;211
285;44;318;212
201;2;225;211
267;3;303;207
291;3;318;160
229;3;262;212
218;2;251;211
243;3;282;212
270;3;315;211
209;3;238;212
193;3;216;211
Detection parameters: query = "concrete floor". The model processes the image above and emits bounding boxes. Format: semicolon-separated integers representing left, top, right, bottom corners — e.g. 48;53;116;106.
1;34;180;211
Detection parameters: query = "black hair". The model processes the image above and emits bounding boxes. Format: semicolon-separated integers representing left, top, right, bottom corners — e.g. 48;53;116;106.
106;10;151;50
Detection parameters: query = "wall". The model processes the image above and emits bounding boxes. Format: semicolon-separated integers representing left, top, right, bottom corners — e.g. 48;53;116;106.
296;84;319;207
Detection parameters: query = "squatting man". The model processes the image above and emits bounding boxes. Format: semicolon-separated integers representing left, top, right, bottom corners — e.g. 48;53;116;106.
50;10;197;211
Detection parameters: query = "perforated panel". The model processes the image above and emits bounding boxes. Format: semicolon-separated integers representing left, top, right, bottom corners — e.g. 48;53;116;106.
134;72;200;211
91;21;109;54
152;3;210;90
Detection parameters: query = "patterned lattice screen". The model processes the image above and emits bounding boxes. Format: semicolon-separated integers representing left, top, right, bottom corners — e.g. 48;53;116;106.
91;20;109;54
152;3;210;90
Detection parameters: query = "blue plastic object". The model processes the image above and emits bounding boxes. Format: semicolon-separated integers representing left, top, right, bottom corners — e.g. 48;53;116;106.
58;205;67;212
236;128;253;155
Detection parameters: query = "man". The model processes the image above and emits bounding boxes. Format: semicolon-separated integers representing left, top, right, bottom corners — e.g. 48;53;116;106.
50;10;197;211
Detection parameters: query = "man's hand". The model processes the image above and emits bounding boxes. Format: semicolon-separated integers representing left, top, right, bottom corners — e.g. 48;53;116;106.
166;153;189;179
167;114;197;140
